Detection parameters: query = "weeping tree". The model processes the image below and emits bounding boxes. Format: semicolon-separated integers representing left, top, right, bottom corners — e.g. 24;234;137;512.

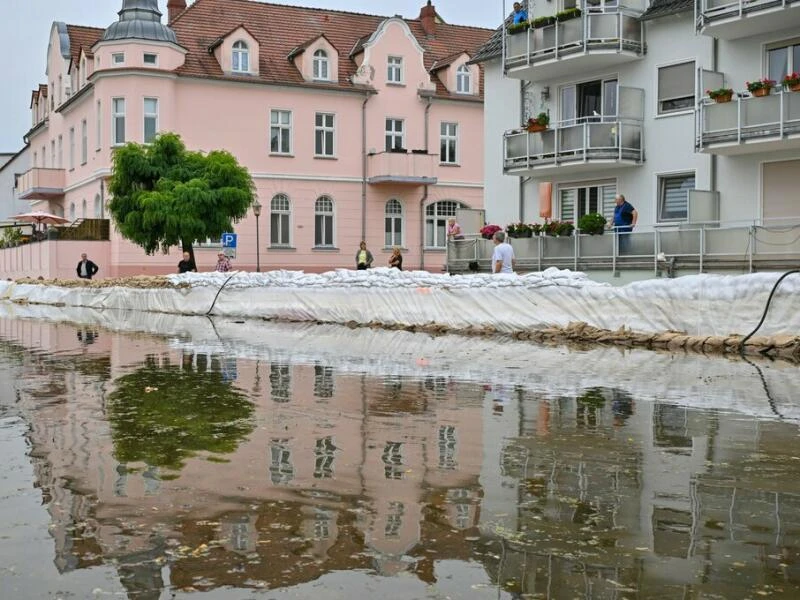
107;132;255;268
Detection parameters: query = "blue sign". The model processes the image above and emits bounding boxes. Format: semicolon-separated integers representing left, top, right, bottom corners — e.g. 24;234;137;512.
221;233;237;248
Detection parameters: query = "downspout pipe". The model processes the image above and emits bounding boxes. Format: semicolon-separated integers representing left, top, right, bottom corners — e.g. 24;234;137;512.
420;91;434;272
710;37;718;195
360;93;371;241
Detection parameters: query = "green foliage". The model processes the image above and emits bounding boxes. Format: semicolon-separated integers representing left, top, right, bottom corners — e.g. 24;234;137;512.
577;388;606;408
1;227;23;248
578;213;607;235
532;15;556;28
506;222;533;238
106;359;255;470
107;132;255;255
544;220;574;237
507;21;530;35
555;7;582;21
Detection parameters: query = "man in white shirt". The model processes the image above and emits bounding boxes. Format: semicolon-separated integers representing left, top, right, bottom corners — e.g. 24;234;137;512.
492;231;516;274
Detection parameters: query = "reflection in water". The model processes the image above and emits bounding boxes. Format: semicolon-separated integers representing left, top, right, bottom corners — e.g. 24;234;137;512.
0;317;799;599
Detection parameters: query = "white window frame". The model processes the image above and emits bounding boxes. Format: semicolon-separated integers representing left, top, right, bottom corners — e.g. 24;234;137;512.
112;97;126;146
80;119;88;165
312;49;330;81
80;58;86;88
68;127;75;170
657;60;695;116
270;109;292;155
314;112;335;157
41;146;46;167
232;41;249;73
384;199;404;247
440;122;458;164
558;181;617;223
387;56;403;84
270;193;292;247
143;97;158;144
456;65;471;94
50;140;55;169
314;195;335;247
657;172;695;223
82;198;87;217
69;202;76;221
96;100;101;150
94;193;102;218
57;135;63;168
112;52;125;66
143;52;158;66
766;37;800;84
385;118;405;152
425;200;465;248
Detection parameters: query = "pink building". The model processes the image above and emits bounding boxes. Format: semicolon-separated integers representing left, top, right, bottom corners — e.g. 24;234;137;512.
12;0;490;278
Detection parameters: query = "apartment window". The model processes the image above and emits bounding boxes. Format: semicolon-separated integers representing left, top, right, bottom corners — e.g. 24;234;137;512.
143;98;158;143
50;141;55;168
313;436;336;479
94;194;102;217
657;61;695;114
143;53;158;66
560;78;618;123
80;58;86;87
440;122;458;164
314;113;335;157
33;151;37;167
456;65;471;94
50;81;55;110
387;56;403;83
68;127;75;169
269;439;294;484
232;41;249;72
96;100;101;149
767;39;800;83
270;110;291;154
314;196;335;247
438;425;457;470
57;75;62;104
314;364;334;398
425;200;465;248
80;119;88;164
382;441;404;480
559;183;617;223
269;364;291;403
312;49;330;80
112;52;125;65
69;202;76;220
57;135;63;168
385;502;404;537
270;193;291;247
658;173;695;222
385;118;404;151
384;199;403;247
81;198;87;217
41;146;46;167
112;98;126;145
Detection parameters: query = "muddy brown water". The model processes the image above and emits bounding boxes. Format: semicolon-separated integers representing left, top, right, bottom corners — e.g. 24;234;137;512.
1;316;799;599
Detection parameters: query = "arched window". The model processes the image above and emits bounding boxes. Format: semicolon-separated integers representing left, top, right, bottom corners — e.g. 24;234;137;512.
425;200;466;248
313;49;329;80
81;198;87;217
456;65;471;94
94;194;102;218
232;41;249;73
270;194;291;247
314;195;334;247
384;199;404;247
69;202;76;221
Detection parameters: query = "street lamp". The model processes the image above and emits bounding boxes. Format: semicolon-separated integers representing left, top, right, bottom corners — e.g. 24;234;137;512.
252;198;262;272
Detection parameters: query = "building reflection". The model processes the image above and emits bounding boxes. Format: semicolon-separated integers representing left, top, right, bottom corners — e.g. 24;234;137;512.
0;316;799;598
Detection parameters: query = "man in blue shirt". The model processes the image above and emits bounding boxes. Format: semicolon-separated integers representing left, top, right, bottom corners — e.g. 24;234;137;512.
512;2;528;24
613;194;638;254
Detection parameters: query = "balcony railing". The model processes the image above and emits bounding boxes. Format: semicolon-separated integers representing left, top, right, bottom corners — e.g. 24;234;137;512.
447;220;800;274
16;168;65;200
695;0;800;39
697;90;800;154
503;3;646;81
366;150;438;185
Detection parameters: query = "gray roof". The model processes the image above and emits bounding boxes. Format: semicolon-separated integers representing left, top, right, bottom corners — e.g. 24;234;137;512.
467;25;503;64
102;0;178;43
640;0;694;21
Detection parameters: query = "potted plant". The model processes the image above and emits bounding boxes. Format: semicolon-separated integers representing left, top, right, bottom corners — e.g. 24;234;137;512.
746;78;775;97
525;112;550;133
557;221;575;237
506;222;533;238
507;21;530;35
480;224;502;240
783;72;800;92
706;87;734;103
532;15;556;28
530;223;544;236
555;7;582;22
578;213;607;235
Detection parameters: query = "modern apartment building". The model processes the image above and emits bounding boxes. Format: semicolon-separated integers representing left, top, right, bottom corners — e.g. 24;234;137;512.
470;0;800;276
9;0;491;278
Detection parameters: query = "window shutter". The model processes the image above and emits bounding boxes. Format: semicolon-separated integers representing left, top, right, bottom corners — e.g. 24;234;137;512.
658;62;694;102
560;189;576;221
660;175;695;221
602;185;616;223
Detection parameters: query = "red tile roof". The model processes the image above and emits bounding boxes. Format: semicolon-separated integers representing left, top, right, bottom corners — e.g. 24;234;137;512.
65;25;104;65
170;0;492;99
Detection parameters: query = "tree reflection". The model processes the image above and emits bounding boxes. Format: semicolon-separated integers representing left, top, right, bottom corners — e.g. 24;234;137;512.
106;358;254;470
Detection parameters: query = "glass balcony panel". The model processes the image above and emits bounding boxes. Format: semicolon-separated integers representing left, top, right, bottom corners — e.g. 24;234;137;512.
659;230;701;256
621;123;641;151
579;234;613;257
506;32;529;63
559;125;584;153
588;123;616;150
742;94;780;129
703;102;738;133
620;15;642;43
542;236;574;259
560;19;584;46
589;13;618;39
619;86;645;120
705;227;749;255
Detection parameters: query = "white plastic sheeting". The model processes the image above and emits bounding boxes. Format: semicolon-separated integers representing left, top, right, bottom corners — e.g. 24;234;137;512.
0;267;799;336
0;302;797;423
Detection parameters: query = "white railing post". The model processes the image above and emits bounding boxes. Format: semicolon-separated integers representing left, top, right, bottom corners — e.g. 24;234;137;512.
654;229;661;275
618;13;623;52
574;230;579;271
537;234;542;272
699;227;705;273
780;89;785;137
737;96;742;144
748;225;754;273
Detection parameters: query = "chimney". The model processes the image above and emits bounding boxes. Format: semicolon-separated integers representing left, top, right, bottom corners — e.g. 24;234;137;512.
419;0;436;38
168;0;187;23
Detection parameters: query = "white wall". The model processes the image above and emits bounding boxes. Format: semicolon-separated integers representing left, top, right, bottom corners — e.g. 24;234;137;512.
0;147;30;222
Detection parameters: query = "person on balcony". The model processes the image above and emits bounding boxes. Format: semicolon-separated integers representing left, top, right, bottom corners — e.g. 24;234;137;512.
355;241;374;270
512;2;528;24
612;194;638;254
76;253;99;280
447;218;465;241
492;231;516;274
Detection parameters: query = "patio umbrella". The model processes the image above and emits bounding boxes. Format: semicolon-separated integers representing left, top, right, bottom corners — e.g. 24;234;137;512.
8;211;70;227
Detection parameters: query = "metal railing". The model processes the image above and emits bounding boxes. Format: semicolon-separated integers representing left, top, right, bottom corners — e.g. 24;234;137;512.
697;89;800;149
695;0;800;29
447;220;800;274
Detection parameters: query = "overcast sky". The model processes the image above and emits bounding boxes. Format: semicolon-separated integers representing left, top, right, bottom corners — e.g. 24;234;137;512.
0;0;501;151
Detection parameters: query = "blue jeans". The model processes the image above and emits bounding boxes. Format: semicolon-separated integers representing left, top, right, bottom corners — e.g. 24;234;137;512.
617;227;632;254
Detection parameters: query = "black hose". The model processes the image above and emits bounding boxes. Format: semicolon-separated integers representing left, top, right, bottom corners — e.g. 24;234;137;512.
206;272;240;316
739;269;800;354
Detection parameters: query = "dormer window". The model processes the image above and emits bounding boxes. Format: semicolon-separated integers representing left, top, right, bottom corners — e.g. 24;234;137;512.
456;65;471;94
143;53;158;66
112;52;125;65
387;56;403;84
232;41;249;72
313;49;330;80
80;58;87;87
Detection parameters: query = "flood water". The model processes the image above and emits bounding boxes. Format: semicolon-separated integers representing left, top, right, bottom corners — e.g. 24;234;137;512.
1;311;800;599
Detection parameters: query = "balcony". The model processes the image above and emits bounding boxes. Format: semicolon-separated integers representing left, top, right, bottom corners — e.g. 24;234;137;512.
366;150;438;185
697;90;800;155
16;168;65;200
695;0;800;40
503;3;646;83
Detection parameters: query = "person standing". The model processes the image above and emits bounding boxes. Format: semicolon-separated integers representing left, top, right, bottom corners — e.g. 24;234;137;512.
215;252;232;272
76;253;99;280
613;194;638;254
492;231;516;274
355;241;373;270
447;218;464;241
177;251;196;273
512;2;528;24
388;247;403;270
